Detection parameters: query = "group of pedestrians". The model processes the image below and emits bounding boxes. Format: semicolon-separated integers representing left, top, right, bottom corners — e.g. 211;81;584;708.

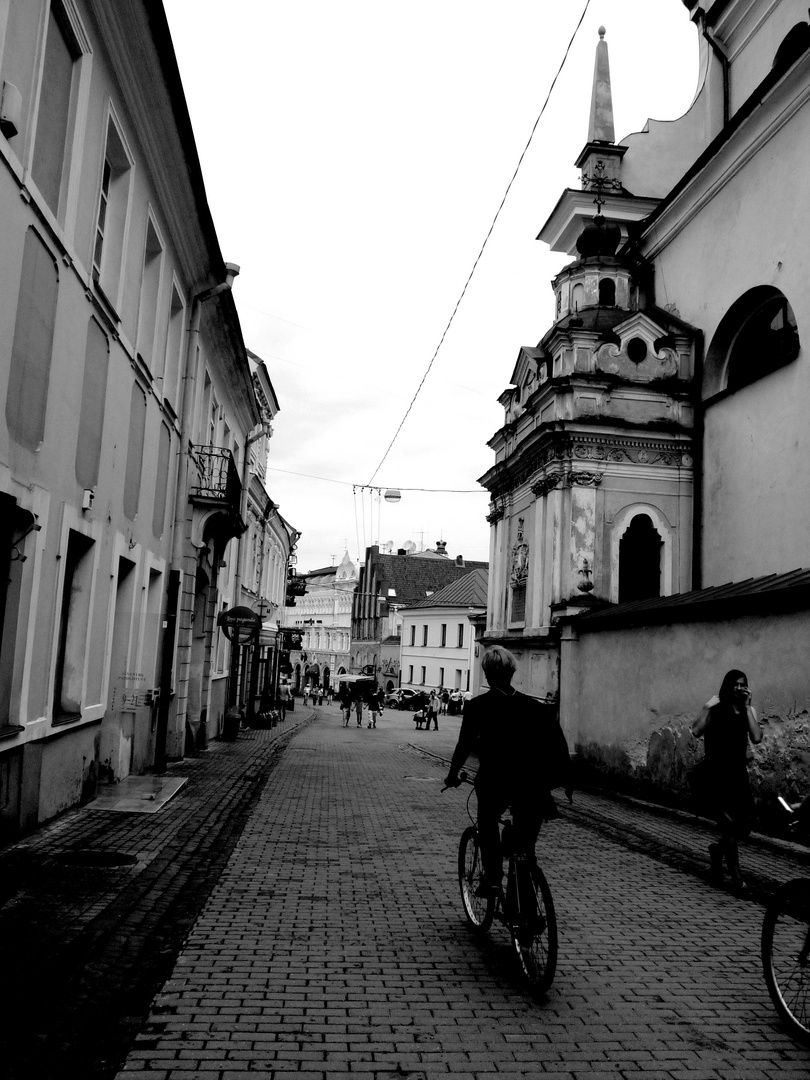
301;684;334;707
336;683;384;729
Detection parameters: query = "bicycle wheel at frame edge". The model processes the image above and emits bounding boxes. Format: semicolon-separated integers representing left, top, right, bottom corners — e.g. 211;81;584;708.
458;826;495;932
510;862;558;996
762;877;810;1043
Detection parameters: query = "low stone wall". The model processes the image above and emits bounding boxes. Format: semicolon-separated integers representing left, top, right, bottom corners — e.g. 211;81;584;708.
561;606;810;827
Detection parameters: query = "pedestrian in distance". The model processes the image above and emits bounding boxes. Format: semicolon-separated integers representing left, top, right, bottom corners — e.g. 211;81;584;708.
278;681;291;721
443;645;573;898
354;693;363;728
368;688;382;728
426;690;439;730
691;668;762;892
440;688;450;715
317;686;323;706
338;684;352;727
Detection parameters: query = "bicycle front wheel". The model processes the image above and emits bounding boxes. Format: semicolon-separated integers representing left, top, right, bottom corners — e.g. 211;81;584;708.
458;826;495;932
762;878;810;1043
511;862;557;995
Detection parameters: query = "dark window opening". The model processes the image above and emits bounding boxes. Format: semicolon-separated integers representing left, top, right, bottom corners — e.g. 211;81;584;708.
773;23;810;71
726;295;800;393
599;278;615;306
627;337;648;364
618;514;662;603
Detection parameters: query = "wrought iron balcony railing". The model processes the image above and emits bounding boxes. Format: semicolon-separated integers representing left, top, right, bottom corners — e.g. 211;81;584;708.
190;445;242;514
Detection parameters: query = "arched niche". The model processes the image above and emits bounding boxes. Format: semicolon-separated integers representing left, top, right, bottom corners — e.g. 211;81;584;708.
610;503;674;604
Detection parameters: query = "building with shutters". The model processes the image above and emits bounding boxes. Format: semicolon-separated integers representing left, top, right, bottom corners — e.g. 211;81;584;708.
0;1;297;840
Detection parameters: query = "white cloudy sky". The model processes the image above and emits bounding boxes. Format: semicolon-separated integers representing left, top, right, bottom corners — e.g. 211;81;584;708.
164;0;699;573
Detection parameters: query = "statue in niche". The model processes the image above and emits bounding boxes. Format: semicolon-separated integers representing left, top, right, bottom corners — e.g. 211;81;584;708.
510;517;529;588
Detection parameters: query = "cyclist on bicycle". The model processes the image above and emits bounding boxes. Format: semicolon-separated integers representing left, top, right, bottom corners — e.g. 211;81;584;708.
443;645;572;897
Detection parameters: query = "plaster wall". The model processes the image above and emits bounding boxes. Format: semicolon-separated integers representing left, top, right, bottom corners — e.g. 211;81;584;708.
562;609;810;809
648;89;810;584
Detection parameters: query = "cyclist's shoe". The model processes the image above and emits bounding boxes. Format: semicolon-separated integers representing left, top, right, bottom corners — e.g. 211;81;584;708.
474;878;501;899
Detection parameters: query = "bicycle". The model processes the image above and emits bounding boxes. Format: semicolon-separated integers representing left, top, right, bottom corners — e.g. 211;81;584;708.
761;795;810;1043
449;772;558;995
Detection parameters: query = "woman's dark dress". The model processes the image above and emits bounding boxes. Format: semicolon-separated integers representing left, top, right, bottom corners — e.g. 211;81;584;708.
703;703;755;839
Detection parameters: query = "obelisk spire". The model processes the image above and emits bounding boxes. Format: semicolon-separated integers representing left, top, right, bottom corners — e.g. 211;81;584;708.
587;26;615;144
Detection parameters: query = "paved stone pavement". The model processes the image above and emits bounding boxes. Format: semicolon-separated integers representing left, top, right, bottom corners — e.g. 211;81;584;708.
3;702;810;1079
117;705;809;1079
0;714;308;1079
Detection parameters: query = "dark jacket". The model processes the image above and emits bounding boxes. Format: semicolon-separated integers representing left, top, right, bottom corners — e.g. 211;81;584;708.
448;687;571;793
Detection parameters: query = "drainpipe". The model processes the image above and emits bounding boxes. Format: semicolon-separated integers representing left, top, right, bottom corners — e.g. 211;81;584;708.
230;421;271;715
154;263;240;771
697;9;730;126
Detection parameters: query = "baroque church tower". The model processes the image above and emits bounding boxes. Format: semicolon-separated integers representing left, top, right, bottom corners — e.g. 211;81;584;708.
479;28;698;696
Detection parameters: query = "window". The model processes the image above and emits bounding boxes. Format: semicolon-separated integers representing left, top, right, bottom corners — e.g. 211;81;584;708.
440;623;447;647
704;287;800;400
420;666;426;685
455;669;463;689
152;423;171;539
92;115;133;305
31;3;81;215
123;383;147;521
422;625;428;647
408;665;413;684
726;295;799;393
409;625;415;646
439;667;444;687
0;499;36;726
163;284;185;409
136;216;164;373
145;569;163;689
75;318;109;489
598;278;615;306
53;530;95;722
6;228;58;452
457;623;464;648
618;514;662;603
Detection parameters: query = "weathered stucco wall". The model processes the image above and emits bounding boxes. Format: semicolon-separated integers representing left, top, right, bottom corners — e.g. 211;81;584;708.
561;609;810;819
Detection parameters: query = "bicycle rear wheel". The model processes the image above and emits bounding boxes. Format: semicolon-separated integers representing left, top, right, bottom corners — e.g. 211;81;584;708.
458;826;495;932
762;878;810;1043
510;862;557;995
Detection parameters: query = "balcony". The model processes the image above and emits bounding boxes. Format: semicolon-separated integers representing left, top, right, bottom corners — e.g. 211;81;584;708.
190;445;243;518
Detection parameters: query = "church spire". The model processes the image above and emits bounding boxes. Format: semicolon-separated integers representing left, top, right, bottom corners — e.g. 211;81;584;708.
587;27;615;143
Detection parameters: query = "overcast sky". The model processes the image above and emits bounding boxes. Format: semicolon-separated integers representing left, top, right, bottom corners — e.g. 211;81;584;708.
163;0;699;574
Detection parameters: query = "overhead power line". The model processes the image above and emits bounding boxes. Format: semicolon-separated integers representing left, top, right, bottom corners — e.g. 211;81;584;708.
266;465;483;493
365;0;592;486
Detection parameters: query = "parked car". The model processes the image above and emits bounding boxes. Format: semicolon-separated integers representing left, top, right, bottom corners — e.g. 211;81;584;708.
385;688;418;710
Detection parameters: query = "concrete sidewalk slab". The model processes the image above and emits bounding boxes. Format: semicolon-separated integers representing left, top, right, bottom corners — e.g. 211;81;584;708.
87;775;188;813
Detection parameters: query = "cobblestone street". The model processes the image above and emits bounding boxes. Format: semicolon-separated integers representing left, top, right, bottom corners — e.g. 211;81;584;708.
3;704;810;1079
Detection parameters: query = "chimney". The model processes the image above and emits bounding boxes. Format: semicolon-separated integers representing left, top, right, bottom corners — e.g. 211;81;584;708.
397;548;407;556
455;555;465;566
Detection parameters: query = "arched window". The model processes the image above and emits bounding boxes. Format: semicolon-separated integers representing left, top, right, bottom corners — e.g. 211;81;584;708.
618;514;662;603
599;278;615;306
773;23;810;72
703;287;800;400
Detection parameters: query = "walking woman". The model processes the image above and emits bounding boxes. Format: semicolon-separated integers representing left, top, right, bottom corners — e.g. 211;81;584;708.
692;669;762;891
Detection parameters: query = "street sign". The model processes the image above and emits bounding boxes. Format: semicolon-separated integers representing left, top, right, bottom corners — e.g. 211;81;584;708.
218;606;262;644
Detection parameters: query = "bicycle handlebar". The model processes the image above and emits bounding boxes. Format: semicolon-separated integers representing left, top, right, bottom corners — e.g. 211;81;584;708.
441;769;472;792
